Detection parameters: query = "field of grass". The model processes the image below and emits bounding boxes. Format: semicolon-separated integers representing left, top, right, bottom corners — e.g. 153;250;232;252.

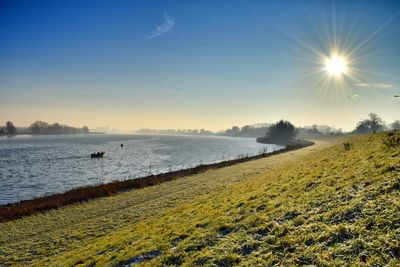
0;132;399;266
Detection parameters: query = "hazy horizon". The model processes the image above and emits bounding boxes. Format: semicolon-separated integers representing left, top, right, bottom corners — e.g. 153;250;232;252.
1;0;399;132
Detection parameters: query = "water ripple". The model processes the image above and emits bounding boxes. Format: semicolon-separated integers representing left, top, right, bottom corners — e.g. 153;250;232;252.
0;134;282;204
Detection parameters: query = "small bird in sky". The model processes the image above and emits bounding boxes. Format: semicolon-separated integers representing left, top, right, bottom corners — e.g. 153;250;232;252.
394;94;400;98
348;94;359;100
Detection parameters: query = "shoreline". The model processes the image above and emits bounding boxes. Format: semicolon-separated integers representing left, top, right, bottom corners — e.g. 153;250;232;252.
0;140;314;222
0;132;106;137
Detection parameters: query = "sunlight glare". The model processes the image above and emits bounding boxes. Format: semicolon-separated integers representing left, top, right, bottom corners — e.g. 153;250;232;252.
325;54;347;77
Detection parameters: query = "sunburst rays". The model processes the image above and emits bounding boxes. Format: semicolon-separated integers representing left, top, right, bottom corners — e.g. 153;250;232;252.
255;1;398;107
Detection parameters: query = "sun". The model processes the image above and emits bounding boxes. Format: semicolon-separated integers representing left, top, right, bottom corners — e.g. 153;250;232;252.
325;54;347;77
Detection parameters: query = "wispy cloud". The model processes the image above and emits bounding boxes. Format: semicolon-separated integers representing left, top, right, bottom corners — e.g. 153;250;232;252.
148;13;175;39
355;83;393;89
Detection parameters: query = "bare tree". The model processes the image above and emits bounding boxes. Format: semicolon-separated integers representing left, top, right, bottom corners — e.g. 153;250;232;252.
5;121;17;135
368;113;384;132
354;113;385;134
391;120;400;130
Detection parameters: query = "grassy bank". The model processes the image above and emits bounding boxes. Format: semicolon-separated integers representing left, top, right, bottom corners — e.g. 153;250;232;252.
1;132;399;266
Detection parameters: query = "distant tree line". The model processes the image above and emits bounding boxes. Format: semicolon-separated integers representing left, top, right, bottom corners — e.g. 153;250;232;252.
222;123;343;139
226;114;400;140
255;113;398;145
29;121;89;135
219;124;272;138
137;123;273;138
136;128;214;136
0;121;17;136
297;125;343;135
3;114;397;138
0;121;89;136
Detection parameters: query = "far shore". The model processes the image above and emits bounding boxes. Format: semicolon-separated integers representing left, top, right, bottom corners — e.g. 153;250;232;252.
0;139;314;222
0;132;106;137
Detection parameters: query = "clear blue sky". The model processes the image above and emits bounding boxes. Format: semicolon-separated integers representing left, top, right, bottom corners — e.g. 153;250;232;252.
0;0;399;131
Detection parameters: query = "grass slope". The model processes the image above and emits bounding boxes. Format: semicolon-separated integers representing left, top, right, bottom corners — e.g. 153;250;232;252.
1;132;399;266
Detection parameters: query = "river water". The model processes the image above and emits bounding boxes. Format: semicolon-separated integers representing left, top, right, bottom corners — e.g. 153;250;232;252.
0;134;282;205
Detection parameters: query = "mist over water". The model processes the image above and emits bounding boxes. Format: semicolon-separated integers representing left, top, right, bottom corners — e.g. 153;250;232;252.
0;134;282;205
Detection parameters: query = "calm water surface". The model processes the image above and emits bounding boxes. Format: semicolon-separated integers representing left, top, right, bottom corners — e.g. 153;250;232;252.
0;134;282;205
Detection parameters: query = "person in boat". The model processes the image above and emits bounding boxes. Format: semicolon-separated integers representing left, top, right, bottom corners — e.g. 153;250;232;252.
91;152;105;158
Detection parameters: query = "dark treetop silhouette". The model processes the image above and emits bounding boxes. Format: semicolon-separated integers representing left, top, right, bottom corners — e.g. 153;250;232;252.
256;120;297;145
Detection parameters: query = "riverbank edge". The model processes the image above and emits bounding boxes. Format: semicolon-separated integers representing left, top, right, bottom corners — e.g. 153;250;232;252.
0;132;106;137
0;140;315;222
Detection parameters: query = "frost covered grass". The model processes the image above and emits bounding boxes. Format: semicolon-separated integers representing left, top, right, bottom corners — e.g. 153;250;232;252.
0;132;399;266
